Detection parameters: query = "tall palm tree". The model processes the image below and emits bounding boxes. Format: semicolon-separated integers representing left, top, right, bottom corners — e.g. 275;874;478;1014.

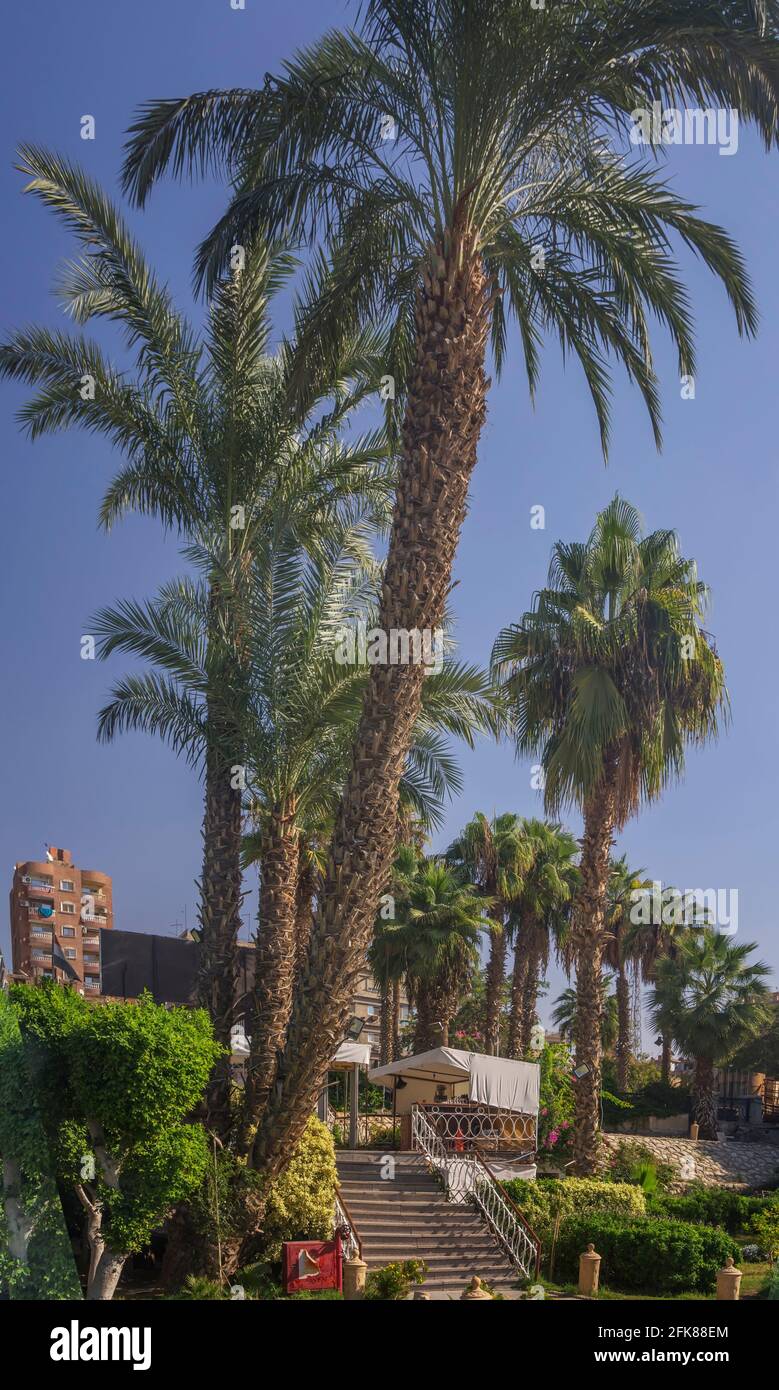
552;981;619;1054
623;881;709;1082
492;497;728;1172
505;819;580;1058
398;862;485;1051
121;0;778;1180
93;521;501;1156
445;812;530;1054
603;856;651;1090
0;147;391;1135
651;931;771;1138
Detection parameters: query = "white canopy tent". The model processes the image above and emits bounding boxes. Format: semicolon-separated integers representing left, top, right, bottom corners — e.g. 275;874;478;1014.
368;1047;540;1116
315;1039;373;1148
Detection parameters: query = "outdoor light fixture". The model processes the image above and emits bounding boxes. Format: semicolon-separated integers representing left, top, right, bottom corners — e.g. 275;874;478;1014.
344;1016;364;1042
572;1064;591;1080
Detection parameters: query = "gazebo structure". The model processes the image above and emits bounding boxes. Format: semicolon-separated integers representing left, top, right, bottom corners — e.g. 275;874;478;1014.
368;1047;540;1180
317;1040;373;1149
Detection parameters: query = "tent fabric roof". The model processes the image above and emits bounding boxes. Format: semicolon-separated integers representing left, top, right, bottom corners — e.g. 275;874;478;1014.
332;1040;372;1068
368;1047;540;1115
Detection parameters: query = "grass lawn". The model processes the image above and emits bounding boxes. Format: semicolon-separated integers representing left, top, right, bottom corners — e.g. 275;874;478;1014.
537;1260;771;1302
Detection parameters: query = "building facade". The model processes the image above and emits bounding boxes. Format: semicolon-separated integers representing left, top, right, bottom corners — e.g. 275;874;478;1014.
9;846;112;993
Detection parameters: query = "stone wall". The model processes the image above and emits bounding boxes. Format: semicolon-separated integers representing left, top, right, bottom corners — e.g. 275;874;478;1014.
599;1132;779;1190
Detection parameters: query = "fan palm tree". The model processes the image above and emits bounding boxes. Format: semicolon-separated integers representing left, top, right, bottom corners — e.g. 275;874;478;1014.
0;147;392;1136
650;931;771;1138
93;520;502;1156
623;880;710;1082
552;982;619;1054
395;861;485;1051
506;819;580;1059
445;812;531;1054
603;856;651;1090
121;0;779;1180
492;497;728;1172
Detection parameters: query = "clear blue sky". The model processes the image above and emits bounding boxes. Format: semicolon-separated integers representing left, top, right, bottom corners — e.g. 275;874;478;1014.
1;1;777;1028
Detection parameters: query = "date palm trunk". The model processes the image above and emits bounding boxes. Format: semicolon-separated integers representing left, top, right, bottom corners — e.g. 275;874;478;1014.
293;855;317;979
391;978;401;1062
484;915;506;1055
615;965;632;1092
660;1034;673;1083
572;762;618;1176
240;800;299;1160
379;978;392;1067
197;743;244;1139
252;221;491;1178
692;1056;718;1140
520;941;543;1055
507;918;532;1058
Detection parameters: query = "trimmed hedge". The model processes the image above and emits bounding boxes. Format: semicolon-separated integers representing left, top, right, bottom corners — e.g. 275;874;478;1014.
646;1188;776;1234
503;1176;646;1249
553;1214;738;1294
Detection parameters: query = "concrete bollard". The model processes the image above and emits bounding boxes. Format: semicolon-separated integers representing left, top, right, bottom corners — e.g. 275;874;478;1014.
578;1243;602;1297
461;1275;493;1300
343;1256;368;1300
716;1258;742;1301
689;1122;699;1142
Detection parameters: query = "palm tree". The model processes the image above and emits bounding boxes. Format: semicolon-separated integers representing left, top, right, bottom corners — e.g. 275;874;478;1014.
552;982;619;1055
0;147;391;1136
492;497;728;1172
603;856;651;1091
397;862;485;1051
623;881;709;1082
93;520;501;1157
121;0;778;1179
445;813;530;1055
651;931;771;1139
505;820;580;1058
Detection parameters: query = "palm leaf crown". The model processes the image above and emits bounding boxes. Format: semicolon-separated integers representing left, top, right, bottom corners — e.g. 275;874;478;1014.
491;495;728;824
122;0;779;452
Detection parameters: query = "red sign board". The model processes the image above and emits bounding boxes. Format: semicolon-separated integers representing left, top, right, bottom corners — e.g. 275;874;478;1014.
283;1236;342;1294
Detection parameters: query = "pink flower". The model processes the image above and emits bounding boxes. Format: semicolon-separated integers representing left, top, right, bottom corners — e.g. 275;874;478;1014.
548;1130;559;1145
561;1120;570;1129
541;1107;548;1116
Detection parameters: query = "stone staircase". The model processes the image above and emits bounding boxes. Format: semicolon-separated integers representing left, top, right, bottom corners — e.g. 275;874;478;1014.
336;1151;521;1297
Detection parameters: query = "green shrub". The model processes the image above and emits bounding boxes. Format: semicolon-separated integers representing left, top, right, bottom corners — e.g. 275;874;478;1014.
364;1259;427;1300
602;1080;690;1127
748;1206;779;1261
604;1139;675;1191
554;1215;738;1293
766;1263;779;1300
261;1116;338;1261
503;1177;645;1255
171;1275;229;1300
363;1123;399;1149
647;1187;775;1234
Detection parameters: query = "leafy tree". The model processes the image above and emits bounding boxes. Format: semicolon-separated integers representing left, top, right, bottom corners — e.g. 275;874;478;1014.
493;497;727;1172
122;0;779;1179
0;148;390;1137
445;812;530;1055
10;985;220;1299
506;819;579;1058
650;931;771;1138
0;991;81;1300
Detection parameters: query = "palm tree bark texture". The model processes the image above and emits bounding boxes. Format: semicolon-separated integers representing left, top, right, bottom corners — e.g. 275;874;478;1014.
253;222;490;1176
241;799;300;1159
572;764;619;1176
197;748;243;1139
484;914;506;1056
507;918;532;1059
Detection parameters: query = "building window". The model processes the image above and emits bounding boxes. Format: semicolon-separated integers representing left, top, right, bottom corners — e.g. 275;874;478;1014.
60;879;75;892
60;901;75;914
61;926;76;938
85;977;100;990
31;949;51;961
83;954;99;966
64;948;77;959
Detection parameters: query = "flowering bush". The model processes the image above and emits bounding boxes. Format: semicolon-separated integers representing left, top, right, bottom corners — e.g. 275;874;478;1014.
537;1043;575;1162
503;1176;646;1254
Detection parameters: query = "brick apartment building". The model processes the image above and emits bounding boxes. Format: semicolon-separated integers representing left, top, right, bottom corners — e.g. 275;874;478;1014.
9;846;112;994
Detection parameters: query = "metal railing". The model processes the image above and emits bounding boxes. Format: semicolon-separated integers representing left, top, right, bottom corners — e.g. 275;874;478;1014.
411;1106;540;1282
334;1187;362;1261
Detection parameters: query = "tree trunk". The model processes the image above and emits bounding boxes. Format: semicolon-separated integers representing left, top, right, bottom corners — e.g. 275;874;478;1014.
692;1056;718;1140
86;1248;128;1301
293;856;317;980
253;223;490;1179
507;922;531;1059
615;966;631;1092
572;764;618;1176
413;983;447;1052
241;801;299;1160
484;917;506;1056
197;746;243;1139
379;978;392;1067
2;1158;33;1262
661;1034;672;1083
391;979;401;1062
520;941;543;1055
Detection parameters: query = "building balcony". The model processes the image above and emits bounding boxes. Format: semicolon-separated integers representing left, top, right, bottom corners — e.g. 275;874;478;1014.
24;879;55;895
81;912;109;924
